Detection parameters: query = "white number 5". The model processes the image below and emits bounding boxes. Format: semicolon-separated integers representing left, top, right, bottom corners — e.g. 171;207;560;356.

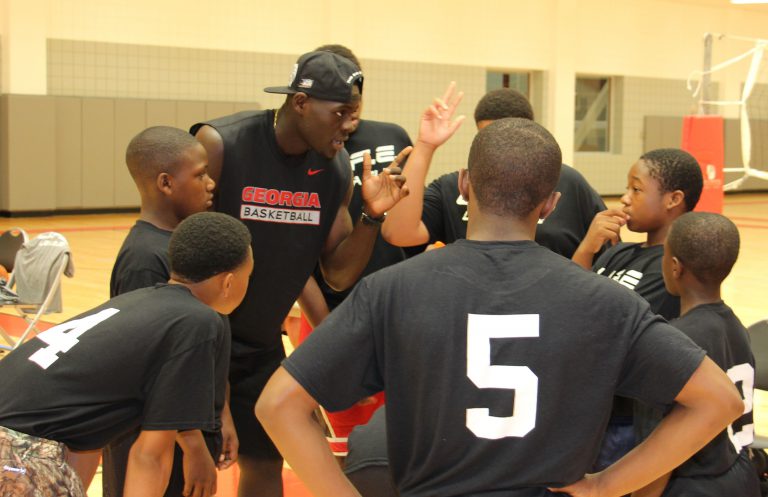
29;308;120;369
466;314;539;439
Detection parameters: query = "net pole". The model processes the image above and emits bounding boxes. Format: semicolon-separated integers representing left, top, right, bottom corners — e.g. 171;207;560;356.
701;33;713;115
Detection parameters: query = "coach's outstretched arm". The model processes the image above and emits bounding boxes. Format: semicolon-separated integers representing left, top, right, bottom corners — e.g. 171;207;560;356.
381;82;465;247
551;356;743;497
256;367;361;497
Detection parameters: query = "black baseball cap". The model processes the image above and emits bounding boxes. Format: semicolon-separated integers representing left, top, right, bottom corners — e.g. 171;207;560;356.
264;51;364;103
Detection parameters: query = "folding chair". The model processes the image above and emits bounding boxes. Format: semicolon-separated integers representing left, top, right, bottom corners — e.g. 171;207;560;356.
0;228;29;350
0;231;74;350
749;319;768;449
0;227;28;274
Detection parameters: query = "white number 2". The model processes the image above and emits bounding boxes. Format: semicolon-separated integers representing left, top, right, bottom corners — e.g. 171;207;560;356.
29;308;120;369
466;314;539;439
726;362;755;452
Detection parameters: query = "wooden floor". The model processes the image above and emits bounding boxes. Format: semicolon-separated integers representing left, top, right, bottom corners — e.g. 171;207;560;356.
0;192;767;496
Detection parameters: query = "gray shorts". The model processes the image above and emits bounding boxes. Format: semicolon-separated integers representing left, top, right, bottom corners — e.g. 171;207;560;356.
0;425;86;497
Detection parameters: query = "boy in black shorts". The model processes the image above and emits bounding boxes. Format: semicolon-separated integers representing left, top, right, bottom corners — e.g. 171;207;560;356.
0;212;252;497
107;126;235;497
255;117;743;497
572;148;704;470
632;212;760;497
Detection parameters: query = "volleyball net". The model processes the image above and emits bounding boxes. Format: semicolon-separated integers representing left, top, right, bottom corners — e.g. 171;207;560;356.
687;33;768;191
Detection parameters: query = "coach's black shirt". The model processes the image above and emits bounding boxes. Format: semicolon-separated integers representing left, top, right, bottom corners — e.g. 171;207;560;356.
192;111;351;351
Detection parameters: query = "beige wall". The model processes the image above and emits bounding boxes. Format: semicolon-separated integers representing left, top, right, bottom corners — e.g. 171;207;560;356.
2;0;768;212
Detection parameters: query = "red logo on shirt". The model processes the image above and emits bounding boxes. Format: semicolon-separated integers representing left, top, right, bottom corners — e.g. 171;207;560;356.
241;187;321;208
307;168;324;176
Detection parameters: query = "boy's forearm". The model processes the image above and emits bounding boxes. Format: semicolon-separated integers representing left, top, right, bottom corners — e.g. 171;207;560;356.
571;244;596;270
257;368;361;497
381;142;436;246
594;359;742;496
631;472;671;497
124;431;176;497
593;404;716;495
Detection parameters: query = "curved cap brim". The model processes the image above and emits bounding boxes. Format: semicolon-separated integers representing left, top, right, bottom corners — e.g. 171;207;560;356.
264;86;298;95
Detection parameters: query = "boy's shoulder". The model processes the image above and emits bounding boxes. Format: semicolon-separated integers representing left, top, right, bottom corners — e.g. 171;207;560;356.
672;302;752;364
110;285;223;341
120;221;172;254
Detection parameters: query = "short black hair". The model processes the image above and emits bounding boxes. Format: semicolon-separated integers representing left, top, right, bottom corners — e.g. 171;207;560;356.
468;118;561;217
474;88;534;123
315;44;361;70
126;126;202;182
667;212;740;286
639;149;703;212
169;212;252;283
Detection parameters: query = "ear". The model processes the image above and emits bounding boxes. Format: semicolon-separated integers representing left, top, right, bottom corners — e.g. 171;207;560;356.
221;272;234;298
156;173;173;195
458;169;470;202
539;191;561;220
666;190;684;211
292;93;309;116
671;255;684;280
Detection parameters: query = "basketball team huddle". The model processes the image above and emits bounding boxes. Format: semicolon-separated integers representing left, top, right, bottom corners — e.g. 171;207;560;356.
0;45;760;497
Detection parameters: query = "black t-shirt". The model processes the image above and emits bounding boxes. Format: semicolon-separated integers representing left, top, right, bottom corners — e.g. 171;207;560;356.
593;242;680;320
110;221;172;298
314;119;413;310
191;111;351;352
635;302;755;479
421;165;605;258
0;284;229;451
284;240;705;497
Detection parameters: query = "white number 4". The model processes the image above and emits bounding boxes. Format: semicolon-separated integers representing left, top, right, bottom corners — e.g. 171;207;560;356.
466;314;539;439
29;308;120;369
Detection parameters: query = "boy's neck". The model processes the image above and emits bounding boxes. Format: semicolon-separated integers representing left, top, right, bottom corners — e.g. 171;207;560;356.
645;223;670;247
678;282;722;317
139;206;181;232
466;211;537;242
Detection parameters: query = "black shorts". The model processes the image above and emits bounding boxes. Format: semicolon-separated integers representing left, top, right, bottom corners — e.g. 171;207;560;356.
663;450;761;497
228;341;285;460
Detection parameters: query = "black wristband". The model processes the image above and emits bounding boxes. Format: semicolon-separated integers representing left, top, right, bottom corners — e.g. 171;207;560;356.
360;211;386;226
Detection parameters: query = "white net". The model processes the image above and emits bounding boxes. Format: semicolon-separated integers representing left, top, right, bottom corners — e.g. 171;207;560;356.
688;34;768;191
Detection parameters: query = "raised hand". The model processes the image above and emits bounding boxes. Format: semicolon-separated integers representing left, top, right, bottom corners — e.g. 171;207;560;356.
417;81;466;150
361;147;411;218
